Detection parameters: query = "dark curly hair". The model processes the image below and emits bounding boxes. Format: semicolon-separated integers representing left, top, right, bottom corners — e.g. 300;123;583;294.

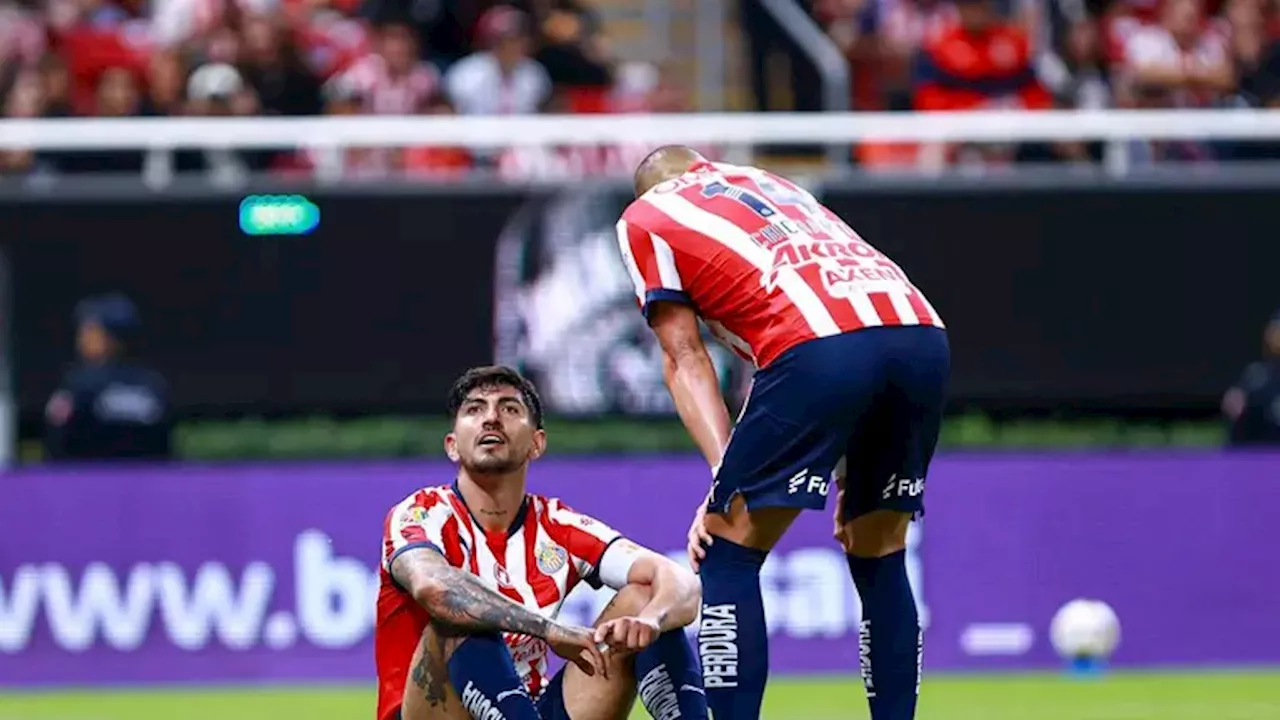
446;366;544;429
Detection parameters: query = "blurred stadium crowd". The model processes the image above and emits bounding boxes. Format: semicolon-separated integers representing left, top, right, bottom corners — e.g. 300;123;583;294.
0;0;689;178
2;0;1280;177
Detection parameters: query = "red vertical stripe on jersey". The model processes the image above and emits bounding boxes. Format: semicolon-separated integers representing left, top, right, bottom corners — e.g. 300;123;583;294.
869;292;901;326
524;502;562;608
447;494;481;574
439;516;466;567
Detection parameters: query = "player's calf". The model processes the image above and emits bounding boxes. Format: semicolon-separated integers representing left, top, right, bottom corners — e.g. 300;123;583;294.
695;497;801;720
840;509;920;720
400;622;540;720
561;584;708;720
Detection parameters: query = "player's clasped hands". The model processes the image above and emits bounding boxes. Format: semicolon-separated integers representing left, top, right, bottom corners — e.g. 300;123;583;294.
593;616;662;653
546;622;610;679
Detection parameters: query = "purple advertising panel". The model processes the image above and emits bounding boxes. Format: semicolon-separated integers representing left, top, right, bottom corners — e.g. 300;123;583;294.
1;453;1277;687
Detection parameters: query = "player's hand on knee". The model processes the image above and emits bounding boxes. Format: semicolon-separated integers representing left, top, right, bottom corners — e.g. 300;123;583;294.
547;623;610;679
593;616;661;653
687;504;713;571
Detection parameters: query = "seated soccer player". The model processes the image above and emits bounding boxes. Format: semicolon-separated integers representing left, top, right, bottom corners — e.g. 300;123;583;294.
375;366;709;720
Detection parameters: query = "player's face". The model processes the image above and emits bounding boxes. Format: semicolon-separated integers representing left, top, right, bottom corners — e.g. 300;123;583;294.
445;386;545;474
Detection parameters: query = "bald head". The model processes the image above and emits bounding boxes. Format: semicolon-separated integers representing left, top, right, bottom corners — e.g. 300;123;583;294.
633;145;707;197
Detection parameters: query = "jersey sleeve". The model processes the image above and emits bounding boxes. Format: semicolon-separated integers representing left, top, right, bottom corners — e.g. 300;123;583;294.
381;490;457;574
615;215;693;319
544;498;624;589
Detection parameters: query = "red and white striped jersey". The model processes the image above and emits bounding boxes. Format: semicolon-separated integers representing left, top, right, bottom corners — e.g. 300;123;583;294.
375;483;623;720
616;161;944;368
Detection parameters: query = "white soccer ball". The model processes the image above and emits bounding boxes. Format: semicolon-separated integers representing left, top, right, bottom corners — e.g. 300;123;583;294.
1049;598;1121;660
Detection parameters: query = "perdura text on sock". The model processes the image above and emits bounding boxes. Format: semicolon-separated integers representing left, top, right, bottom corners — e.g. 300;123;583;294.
698;604;739;688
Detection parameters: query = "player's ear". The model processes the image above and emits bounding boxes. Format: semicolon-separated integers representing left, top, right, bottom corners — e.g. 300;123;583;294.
444;432;461;462
529;428;547;461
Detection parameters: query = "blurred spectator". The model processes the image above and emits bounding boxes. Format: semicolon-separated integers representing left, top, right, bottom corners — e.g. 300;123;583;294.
906;0;1051;168
914;0;1052;112
1118;0;1235;161
145;49;187;115
821;0;956;111
37;54;74;116
1222;310;1280;447
0;0;48;71
240;13;323;116
44;293;173;462
444;6;550;115
0;68;47;175
171;62;279;182
534;0;612;93
1120;0;1234;107
340;18;440;113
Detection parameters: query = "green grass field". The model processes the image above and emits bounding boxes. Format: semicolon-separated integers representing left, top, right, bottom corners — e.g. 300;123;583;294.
2;671;1278;720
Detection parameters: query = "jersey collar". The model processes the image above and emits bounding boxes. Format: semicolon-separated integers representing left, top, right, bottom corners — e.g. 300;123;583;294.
451;479;529;539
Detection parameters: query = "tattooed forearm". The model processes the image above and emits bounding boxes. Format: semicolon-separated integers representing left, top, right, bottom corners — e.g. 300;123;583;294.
392;548;552;638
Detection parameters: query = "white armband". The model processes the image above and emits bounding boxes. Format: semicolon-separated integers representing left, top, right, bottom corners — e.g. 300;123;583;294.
597;538;646;590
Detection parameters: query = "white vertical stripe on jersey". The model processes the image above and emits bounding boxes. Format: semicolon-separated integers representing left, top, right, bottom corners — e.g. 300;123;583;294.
615;219;647;304
649;231;683;290
645;192;842;338
888;291;921;325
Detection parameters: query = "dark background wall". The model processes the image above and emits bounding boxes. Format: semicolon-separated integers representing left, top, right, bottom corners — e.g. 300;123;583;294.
3;179;1273;433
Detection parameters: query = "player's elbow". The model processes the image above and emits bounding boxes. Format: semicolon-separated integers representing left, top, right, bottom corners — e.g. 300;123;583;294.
409;576;452;614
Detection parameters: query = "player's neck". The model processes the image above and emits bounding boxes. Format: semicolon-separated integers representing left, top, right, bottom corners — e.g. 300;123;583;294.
455;470;527;533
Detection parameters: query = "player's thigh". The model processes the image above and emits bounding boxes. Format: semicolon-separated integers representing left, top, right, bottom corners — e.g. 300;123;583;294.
839;326;948;550
707;346;868;547
400;624;472;720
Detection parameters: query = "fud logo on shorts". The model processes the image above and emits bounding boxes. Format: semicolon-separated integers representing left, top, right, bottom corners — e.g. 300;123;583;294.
535;543;568;574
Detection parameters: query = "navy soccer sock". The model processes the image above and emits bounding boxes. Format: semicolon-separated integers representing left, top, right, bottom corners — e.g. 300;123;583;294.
847;550;922;720
445;632;541;719
634;629;709;719
697;538;769;720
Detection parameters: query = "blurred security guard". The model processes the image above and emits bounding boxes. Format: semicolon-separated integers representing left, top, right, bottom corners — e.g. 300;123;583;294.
1222;310;1280;447
43;293;174;461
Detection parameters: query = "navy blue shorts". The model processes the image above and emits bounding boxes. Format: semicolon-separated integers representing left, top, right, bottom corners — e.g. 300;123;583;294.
708;325;949;521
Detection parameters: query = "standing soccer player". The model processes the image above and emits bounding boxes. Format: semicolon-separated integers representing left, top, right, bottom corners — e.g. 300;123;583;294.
615;148;949;720
376;366;709;720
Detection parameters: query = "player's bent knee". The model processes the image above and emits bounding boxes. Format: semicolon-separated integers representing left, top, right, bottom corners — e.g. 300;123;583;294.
595;582;653;624
842;509;912;558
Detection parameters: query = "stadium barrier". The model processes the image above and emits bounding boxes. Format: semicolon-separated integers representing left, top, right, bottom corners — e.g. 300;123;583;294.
3;110;1280;149
1;454;1276;686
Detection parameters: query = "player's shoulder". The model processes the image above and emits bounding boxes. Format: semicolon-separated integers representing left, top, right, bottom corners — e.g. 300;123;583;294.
384;484;458;526
529;493;599;525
